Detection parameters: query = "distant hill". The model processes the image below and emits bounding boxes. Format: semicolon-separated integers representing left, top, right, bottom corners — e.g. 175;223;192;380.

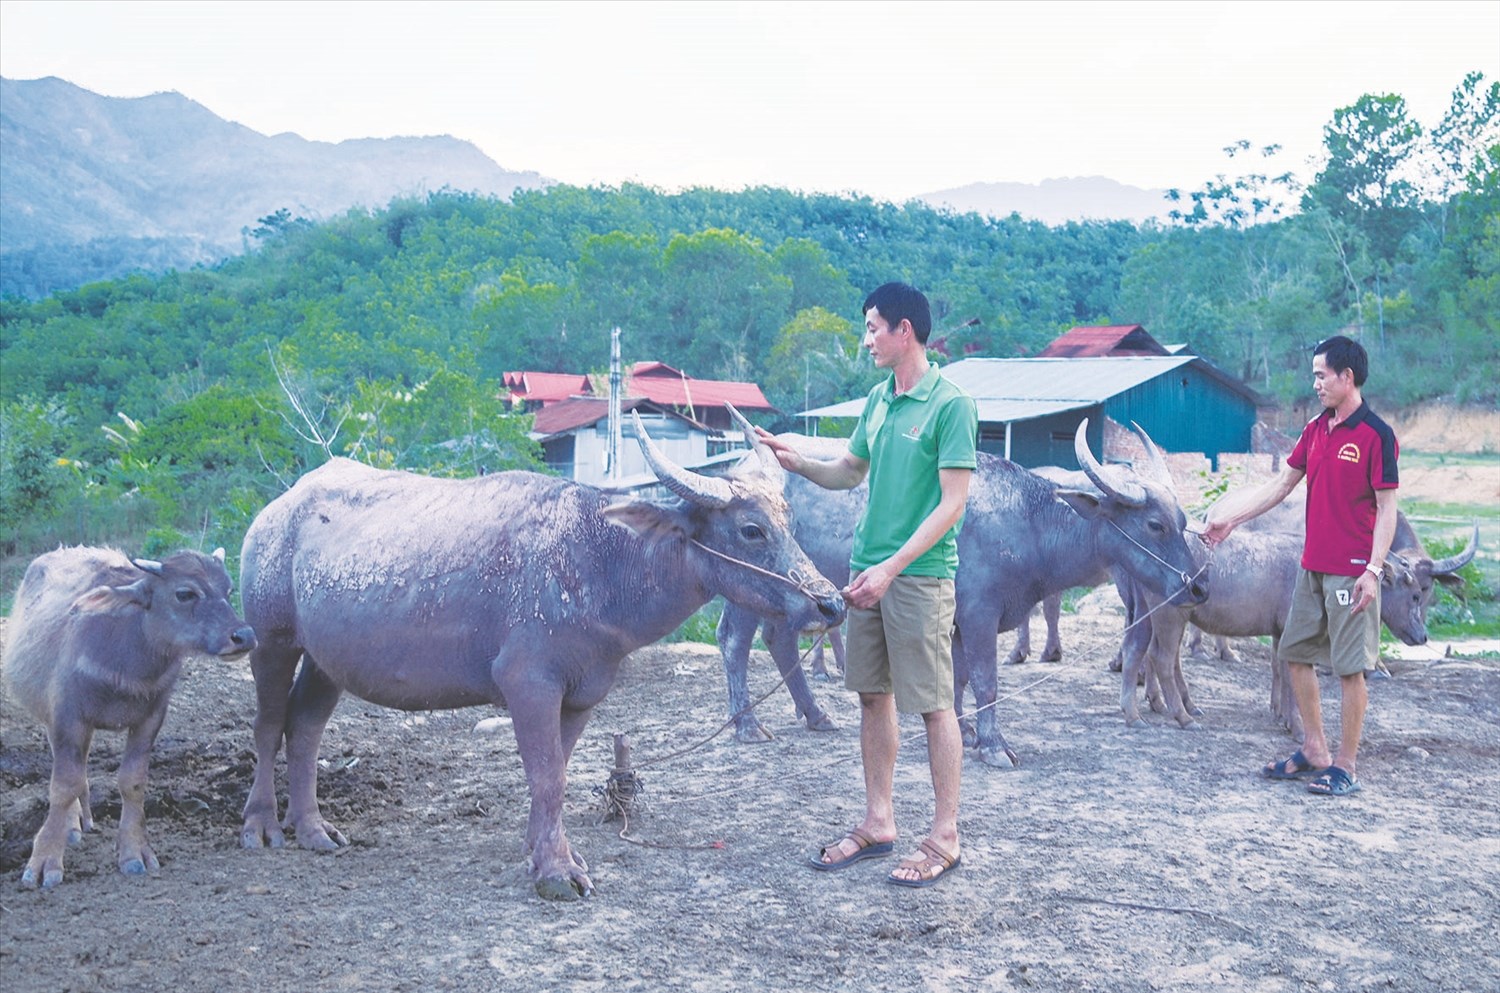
0;76;552;297
916;176;1174;225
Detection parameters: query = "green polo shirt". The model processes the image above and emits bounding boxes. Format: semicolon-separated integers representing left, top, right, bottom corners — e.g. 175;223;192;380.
848;365;978;579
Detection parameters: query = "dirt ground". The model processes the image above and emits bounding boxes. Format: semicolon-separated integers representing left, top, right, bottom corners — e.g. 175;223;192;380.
2;594;1497;993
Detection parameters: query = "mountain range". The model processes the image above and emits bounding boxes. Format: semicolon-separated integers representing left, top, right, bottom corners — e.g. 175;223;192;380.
0;76;550;297
1;76;1172;298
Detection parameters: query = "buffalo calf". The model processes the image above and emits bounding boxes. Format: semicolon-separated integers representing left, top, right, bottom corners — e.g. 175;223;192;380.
3;547;255;888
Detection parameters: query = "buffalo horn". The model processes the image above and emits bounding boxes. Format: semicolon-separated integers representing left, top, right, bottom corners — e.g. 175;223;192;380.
132;558;165;576
1130;421;1174;489
1430;523;1480;576
1074;418;1146;508
633;410;734;508
726;402;779;472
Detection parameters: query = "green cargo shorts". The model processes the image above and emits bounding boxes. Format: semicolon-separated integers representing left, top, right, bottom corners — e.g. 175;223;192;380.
844;574;956;715
1279;569;1380;677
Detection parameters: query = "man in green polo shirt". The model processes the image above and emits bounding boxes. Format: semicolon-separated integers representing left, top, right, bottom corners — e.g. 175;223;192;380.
758;282;977;888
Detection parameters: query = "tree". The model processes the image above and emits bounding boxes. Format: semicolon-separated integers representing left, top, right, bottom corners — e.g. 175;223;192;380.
1166;141;1301;229
764;306;870;417
473;272;575;377
1426;71;1500;205
1303;94;1423;264
342;368;543;477
0;398;75;552
658;229;792;381
573;231;662;353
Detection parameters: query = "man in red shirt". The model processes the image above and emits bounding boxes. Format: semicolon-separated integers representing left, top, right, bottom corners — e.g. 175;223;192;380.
1204;336;1398;797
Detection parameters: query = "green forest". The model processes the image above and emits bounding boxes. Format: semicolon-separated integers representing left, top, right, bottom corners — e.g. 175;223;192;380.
1;74;1496;584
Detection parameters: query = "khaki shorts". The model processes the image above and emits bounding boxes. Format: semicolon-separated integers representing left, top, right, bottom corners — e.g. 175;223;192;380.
845;574;956;715
1279;569;1380;676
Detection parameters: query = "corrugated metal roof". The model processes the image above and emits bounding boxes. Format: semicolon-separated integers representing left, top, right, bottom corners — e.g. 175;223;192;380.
799;357;1198;420
801;395;1094;422
942;356;1197;400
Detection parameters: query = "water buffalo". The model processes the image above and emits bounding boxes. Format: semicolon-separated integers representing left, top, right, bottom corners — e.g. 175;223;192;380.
237;410;845;901
3;547;255;888
713;435;863;743
1003;466;1109;667
716;420;1208;767
1120;521;1478;734
1188;489;1480;670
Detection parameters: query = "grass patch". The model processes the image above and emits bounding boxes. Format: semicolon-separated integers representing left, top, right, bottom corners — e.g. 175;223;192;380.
668;599;724;645
1059;586;1094;614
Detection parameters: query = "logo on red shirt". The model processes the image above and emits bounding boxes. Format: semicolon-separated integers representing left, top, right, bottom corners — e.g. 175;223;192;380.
1337;443;1361;464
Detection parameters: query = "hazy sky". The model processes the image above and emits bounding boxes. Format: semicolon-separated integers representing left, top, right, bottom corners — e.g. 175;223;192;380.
2;0;1496;200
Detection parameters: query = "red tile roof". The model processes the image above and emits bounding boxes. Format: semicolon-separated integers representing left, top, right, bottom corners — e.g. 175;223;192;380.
1037;325;1169;358
507;363;775;413
503;371;593;404
532;397;633;437
530;397;708;438
631;361;687;378
627;373;773;412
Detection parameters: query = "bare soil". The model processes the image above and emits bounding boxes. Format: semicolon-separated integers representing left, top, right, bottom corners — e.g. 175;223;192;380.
2;597;1497;993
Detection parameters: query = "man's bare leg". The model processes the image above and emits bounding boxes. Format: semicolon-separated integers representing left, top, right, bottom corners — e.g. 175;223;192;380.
1288;661;1334;767
818;692;899;863
890;706;962;883
1333;672;1366;777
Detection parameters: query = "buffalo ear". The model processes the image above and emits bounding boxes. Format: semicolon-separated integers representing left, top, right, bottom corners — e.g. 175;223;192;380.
1055;489;1103;520
71;578;153;615
602;500;693;541
1433;573;1466;592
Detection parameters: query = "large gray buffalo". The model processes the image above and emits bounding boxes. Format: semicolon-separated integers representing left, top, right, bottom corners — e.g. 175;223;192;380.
716;420;1208;768
237;411;845;901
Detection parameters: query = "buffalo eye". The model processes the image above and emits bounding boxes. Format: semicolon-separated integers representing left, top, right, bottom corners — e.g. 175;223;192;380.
175;588;199;604
739;523;766;541
1147;520;1166;535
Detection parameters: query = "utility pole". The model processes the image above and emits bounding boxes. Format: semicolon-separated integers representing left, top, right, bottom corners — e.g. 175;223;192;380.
606;327;622;480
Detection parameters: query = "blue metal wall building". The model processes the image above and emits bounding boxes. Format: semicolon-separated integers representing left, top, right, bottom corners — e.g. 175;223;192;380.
801;355;1264;470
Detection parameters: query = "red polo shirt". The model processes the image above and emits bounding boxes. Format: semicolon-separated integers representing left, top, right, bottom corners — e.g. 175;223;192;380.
1288;402;1399;576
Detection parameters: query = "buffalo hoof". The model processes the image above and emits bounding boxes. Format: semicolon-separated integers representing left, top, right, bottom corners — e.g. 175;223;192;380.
290;818;348;851
119;854;159;876
21;866;63;890
66;828;84;847
1189;705;1205;718
803;711;838;733
1041;649;1063;664
1003;650;1029;666
959;720;978;750
534;875;590;902
1177;718;1203;731
1126;717;1148;729
240;812;287;850
978;746;1019;769
733;721;774;744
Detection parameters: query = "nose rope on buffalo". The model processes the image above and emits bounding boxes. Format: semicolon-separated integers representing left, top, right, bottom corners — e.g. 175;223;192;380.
610;547;1213;817
687;539;843;604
